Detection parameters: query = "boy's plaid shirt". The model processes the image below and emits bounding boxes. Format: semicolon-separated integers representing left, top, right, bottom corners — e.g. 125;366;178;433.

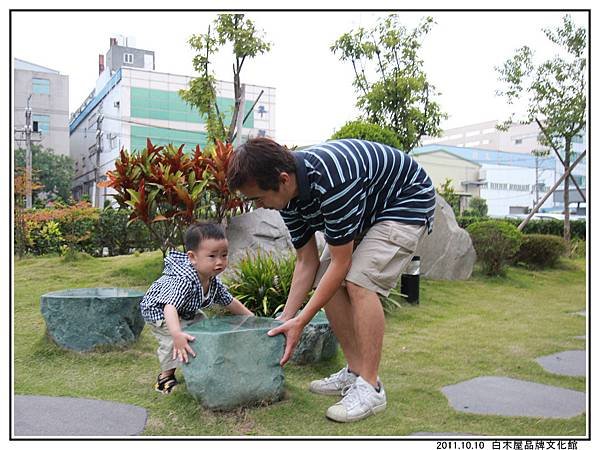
140;251;233;322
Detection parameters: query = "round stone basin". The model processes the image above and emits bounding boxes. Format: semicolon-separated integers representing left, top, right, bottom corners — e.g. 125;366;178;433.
40;288;145;352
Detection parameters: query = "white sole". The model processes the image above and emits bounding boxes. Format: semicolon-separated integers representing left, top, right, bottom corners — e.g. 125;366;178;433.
326;402;387;423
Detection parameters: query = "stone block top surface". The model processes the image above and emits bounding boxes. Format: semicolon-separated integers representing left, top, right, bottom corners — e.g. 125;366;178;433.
41;287;144;300
184;315;279;335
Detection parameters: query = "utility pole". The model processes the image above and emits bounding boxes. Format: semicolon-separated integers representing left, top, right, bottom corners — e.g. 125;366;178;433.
92;106;104;207
14;94;42;208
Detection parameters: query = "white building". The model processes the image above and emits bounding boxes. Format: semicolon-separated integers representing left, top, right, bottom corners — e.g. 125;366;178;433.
412;144;559;217
69;38;276;206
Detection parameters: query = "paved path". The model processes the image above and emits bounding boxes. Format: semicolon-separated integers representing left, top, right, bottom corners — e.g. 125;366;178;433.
14;395;147;437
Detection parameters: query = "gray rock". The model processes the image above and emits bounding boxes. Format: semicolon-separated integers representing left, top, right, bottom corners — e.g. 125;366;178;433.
291;311;339;364
415;194;476;280
441;376;585;418
536;350;586;377
14;395;147;436
226;209;294;269
181;316;285;410
40;288;145;352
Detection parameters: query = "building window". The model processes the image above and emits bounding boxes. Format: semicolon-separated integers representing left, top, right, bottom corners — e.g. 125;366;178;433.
514;138;523;145
124;53;134;64
32;114;50;133
32;78;50;94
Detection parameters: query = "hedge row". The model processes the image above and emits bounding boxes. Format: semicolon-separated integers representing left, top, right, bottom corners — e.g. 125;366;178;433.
457;216;586;240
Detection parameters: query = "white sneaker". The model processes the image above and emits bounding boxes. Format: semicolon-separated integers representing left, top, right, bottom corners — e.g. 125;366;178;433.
309;366;358;396
325;376;387;422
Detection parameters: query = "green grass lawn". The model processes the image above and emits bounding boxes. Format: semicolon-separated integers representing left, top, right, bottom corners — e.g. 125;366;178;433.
13;251;587;437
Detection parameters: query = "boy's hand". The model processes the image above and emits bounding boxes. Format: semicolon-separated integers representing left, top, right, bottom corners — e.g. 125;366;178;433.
172;331;196;363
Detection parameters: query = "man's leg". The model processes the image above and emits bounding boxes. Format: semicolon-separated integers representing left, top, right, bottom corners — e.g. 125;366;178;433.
345;281;385;387
323;286;361;374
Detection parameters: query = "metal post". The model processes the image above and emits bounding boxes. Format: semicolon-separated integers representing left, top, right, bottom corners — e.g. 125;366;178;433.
25;95;32;209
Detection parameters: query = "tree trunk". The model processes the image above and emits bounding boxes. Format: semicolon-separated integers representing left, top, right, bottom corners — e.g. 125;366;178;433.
563;139;571;242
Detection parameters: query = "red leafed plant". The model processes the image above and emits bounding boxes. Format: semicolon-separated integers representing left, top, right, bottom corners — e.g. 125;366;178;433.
99;138;248;255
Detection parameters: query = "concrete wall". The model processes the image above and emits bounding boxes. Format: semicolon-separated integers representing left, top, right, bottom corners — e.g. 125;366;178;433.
412;150;482;197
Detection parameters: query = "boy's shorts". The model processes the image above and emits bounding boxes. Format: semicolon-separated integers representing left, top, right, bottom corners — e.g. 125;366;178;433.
148;311;205;372
313;221;427;298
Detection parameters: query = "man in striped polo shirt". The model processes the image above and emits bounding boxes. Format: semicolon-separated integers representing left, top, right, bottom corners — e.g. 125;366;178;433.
227;137;435;422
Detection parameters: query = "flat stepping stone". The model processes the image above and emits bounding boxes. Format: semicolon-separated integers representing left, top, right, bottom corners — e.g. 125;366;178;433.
14;395;147;436
572;310;586;317
536;350;586;376
574;336;586;340
441;376;585;418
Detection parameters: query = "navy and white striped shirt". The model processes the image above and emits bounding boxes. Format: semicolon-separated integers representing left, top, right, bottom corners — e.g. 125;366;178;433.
140;251;233;322
279;139;436;248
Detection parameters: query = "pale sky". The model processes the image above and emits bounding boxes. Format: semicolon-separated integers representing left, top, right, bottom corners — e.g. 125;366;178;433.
11;9;588;147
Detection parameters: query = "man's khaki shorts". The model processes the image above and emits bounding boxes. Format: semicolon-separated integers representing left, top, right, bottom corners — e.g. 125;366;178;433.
313;221;427;297
148;311;205;372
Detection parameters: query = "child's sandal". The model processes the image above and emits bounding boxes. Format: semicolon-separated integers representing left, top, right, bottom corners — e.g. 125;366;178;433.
154;373;178;394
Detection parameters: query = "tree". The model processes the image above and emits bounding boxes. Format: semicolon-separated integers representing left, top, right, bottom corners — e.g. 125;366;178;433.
331;120;402;149
180;14;272;146
496;14;587;242
464;197;488;218
436;178;460;218
14;145;75;203
331;15;446;153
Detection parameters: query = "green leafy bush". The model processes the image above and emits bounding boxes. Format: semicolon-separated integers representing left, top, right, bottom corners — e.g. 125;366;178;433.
514;234;567;268
93;207;157;256
225;250;297;317
29;220;64;255
467;220;523;276
331;120;402;149
568;237;586;259
457;216;586;241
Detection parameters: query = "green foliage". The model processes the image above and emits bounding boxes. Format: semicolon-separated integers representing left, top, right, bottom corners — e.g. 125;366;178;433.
225;250;297;317
496;14;587;241
29;220;64;255
331;15;446;152
331;120;402;149
457;216;586;241
514;234;567;269
463;197;488;218
14;145;75;203
93;206;156;256
180;14;272;145
436;179;460;217
467;220;523;276
100;140;248;255
568;237;586;259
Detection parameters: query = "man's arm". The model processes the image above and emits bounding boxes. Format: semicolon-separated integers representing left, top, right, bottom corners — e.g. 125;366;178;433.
278;234;321;321
268;240;354;365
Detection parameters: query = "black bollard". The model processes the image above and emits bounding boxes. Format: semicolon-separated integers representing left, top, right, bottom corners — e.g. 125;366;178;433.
400;256;420;305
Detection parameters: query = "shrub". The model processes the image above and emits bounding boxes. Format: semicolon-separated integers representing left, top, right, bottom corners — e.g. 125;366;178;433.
568;237;586;259
93;207;157;256
29;220;64;255
466;220;523;276
456;216;586;241
331;120;402;149
514;234;567;268
225;250;297;317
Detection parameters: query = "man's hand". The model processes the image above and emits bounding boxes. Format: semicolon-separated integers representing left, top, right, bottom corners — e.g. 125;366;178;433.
267;317;305;366
171;331;196;363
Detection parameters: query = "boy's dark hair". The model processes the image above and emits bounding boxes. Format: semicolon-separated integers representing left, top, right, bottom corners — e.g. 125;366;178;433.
227;137;296;192
184;222;226;252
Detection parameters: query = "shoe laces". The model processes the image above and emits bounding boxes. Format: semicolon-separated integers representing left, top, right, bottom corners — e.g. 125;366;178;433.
325;366;351;384
340;381;369;409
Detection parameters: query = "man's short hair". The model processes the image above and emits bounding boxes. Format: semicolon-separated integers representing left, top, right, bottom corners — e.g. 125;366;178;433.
184;222;226;252
227;137;296;192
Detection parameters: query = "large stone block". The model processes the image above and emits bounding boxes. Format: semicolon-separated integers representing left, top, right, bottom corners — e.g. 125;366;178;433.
291;311;339;364
415;194;476;280
40;288;145;352
226;209;294;269
181;316;285;410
